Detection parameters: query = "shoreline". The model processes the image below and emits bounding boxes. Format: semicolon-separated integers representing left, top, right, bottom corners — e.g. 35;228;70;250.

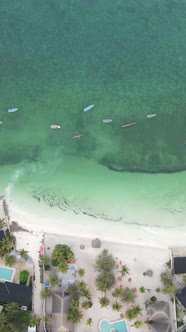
7;198;186;249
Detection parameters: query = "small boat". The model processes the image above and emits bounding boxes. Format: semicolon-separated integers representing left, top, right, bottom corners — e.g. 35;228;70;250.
102;119;112;123
0;121;2;125
8;108;18;113
50;125;61;129
147;113;157;118
83;104;94;112
72;132;85;141
120;122;136;128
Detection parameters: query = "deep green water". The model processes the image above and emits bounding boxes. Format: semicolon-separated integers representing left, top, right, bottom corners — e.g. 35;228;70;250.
1;0;186;171
1;0;186;227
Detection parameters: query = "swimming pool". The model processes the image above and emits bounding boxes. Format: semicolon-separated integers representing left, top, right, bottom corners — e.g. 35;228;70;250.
99;319;128;332
0;266;15;282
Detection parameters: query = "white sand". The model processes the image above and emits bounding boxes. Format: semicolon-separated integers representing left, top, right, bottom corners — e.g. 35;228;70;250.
0;198;178;331
7;199;186;249
44;233;174;332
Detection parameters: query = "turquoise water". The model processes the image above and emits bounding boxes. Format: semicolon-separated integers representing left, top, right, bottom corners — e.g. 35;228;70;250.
0;266;14;281
1;1;186;228
99;319;128;332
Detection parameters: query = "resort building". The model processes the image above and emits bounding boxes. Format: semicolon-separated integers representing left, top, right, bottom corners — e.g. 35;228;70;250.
0;281;32;309
146;301;174;332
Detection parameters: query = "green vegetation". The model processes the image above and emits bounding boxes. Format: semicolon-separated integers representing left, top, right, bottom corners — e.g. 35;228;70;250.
49;275;59;286
99;296;110;308
39;255;50;270
112;287;124;298
5;255;16;267
183;275;186;285
0;302;40;331
118;265;129;277
125;305;142;321
95;249;116;295
112;301;122;312
135;321;142;328
0;218;5;229
81;300;92;309
121;287;137;304
161;273;177;296
77;268;85;277
40;287;52;299
0;230;16;258
95;249;115;273
150;296;157;302
51;244;74;273
86;317;93;326
19;270;29;285
67;300;83;324
19;248;29;260
139;286;146;293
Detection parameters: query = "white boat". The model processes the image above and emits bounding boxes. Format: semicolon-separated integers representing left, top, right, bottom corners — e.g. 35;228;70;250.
83;104;94;112
50;125;61;129
147;113;157;118
102;119;112;123
0;121;2;125
8;108;18;113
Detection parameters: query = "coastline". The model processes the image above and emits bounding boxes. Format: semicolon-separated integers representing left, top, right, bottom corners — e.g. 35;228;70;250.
7;198;186;249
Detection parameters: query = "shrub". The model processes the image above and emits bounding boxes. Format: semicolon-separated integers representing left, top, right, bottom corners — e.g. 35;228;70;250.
150;296;157;302
19;270;29;285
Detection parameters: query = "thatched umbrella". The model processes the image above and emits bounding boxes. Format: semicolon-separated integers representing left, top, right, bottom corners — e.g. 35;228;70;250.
91;238;101;248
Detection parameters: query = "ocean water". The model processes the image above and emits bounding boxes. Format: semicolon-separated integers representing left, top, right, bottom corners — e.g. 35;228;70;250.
1;0;186;228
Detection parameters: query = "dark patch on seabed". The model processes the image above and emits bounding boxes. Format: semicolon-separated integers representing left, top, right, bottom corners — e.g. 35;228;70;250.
0;0;186;172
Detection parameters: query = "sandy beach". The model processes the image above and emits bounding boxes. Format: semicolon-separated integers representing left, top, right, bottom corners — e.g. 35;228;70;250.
7;198;186;249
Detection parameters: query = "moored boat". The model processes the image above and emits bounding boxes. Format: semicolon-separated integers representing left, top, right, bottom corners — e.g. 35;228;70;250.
102;119;112;123
8;108;18;113
120;122;136;128
50;125;61;129
83;104;94;112
147;113;157;118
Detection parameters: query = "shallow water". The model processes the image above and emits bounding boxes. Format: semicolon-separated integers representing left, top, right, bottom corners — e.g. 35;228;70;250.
1;0;186;227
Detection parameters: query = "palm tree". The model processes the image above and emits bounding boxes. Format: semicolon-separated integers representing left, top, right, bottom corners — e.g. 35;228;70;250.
0;312;7;329
95;249;115;273
67;303;83;324
118;265;129;277
19;248;29;260
112;287;124;298
49;275;59;286
99;296;110;308
58;259;68;273
0;218;5;229
77;268;85;277
40;288;52;299
5;255;16;267
96;271;116;293
77;280;87;292
139;286;146;293
133;305;142;317
86;317;93;326
39;255;50;265
112;301;122;312
121;287;137;304
1;238;13;254
125;307;140;321
29;315;41;327
43;315;52;323
81;300;92;309
81;287;91;299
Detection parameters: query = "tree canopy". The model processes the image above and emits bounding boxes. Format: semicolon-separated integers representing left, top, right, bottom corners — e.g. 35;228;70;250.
51;244;74;271
1;302;40;331
95;249;115;273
